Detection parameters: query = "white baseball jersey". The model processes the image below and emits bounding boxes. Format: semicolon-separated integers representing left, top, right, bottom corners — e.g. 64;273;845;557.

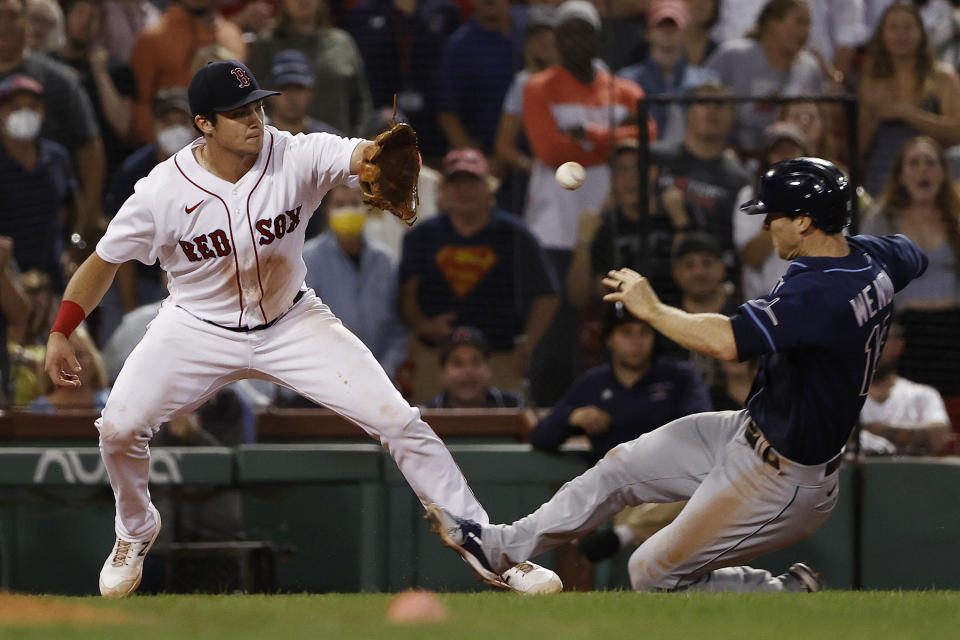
93;126;489;545
97;125;364;328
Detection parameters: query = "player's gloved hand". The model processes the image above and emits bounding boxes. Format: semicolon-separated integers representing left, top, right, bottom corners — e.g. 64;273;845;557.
602;268;663;322
569;405;612;435
44;332;82;389
358;97;420;226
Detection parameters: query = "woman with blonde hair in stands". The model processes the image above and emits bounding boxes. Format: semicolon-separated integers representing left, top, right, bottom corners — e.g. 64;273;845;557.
859;1;960;197
865;136;960;310
863;135;960;397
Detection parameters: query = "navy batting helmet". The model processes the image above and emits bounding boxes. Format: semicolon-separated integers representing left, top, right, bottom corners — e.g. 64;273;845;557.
739;157;852;233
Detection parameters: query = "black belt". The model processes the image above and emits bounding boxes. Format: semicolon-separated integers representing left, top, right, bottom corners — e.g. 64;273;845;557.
745;420;842;476
197;290;305;333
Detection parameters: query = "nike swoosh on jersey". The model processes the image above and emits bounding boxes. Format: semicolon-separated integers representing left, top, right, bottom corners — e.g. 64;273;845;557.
185;200;203;214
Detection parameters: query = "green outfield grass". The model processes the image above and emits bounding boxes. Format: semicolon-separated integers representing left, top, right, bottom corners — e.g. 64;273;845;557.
1;591;958;640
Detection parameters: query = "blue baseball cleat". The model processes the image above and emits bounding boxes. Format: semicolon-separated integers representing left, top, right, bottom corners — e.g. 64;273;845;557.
425;503;508;589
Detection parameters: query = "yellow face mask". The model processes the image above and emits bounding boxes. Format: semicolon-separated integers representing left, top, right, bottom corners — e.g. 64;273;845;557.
328;206;367;237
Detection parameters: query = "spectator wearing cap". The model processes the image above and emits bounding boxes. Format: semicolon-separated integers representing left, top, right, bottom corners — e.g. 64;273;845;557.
398;148;559;403
492;4;558;214
733;121;809;300
0;0;105;235
530;301;710;460
98;87;195;344
264;49;341;137
422;326;523;408
522;0;650;258
343;0;462;159
659;231;742;410
618;0;718;145
519;0;651;405
649;80;749;293
302;184;409;382
128;0;247;144
53;0;138;178
705;0;826;152
0;74;78;291
436;0;527;154
248;0;371;136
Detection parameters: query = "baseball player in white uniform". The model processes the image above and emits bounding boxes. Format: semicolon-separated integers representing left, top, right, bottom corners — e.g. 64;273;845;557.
43;61;560;598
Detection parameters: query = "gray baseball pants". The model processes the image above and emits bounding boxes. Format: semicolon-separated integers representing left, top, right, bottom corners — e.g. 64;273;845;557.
482;410;841;591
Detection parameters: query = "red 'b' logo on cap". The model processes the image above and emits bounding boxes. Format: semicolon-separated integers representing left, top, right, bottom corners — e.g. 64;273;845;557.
230;67;251;88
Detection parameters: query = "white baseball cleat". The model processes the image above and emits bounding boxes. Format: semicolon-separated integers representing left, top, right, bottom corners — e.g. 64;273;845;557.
425;504;563;595
502;561;563;595
99;503;161;598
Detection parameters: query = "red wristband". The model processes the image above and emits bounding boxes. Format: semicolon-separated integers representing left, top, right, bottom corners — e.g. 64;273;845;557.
50;300;86;338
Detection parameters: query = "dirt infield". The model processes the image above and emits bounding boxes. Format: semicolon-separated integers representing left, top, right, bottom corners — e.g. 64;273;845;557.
0;592;130;626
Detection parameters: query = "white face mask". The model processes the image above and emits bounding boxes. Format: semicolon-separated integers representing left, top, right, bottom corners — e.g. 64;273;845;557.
156;125;194;156
3;108;42;141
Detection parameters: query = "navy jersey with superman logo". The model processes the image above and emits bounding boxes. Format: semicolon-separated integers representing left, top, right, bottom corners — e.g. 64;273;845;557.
730;234;928;464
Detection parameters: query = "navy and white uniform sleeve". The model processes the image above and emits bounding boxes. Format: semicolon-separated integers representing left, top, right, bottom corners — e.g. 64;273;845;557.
848;234;928;291
729;278;829;361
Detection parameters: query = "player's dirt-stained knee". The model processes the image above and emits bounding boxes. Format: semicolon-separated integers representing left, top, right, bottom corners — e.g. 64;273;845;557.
628;551;681;592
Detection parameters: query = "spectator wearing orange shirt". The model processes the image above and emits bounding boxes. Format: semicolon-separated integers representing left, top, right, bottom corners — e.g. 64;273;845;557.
522;0;652;257
128;0;246;143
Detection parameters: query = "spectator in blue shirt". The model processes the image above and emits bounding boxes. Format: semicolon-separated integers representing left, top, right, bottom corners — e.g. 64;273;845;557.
303;185;409;382
617;0;717;145
530;300;711;460
436;0;527;153
0;74;76;291
422;326;523;408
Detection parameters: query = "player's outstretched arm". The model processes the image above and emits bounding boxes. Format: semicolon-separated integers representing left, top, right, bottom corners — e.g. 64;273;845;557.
44;254;122;388
603;268;738;362
349;140;376;174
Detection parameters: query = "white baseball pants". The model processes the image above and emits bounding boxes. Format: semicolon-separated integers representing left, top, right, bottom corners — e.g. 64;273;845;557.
97;291;488;541
481;410;840;591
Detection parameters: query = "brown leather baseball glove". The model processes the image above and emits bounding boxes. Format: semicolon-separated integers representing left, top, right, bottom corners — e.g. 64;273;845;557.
358;99;420;226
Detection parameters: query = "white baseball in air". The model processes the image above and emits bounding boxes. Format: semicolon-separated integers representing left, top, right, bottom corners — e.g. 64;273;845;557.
555;161;586;190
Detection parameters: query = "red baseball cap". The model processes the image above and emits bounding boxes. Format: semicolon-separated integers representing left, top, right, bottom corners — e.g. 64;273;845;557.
0;74;44;104
647;0;690;28
442;148;489;179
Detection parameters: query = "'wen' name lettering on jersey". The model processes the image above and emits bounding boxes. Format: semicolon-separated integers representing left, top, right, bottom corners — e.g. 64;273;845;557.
849;270;895;326
729;234;928;465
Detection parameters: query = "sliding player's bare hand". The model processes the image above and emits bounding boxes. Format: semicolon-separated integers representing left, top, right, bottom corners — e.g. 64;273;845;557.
602;268;662;321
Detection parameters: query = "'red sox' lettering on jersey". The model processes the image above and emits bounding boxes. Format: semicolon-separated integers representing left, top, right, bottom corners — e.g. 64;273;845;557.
256;205;302;245
97;127;362;328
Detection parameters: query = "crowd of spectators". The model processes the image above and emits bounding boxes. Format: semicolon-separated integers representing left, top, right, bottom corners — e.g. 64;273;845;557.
0;0;958;460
